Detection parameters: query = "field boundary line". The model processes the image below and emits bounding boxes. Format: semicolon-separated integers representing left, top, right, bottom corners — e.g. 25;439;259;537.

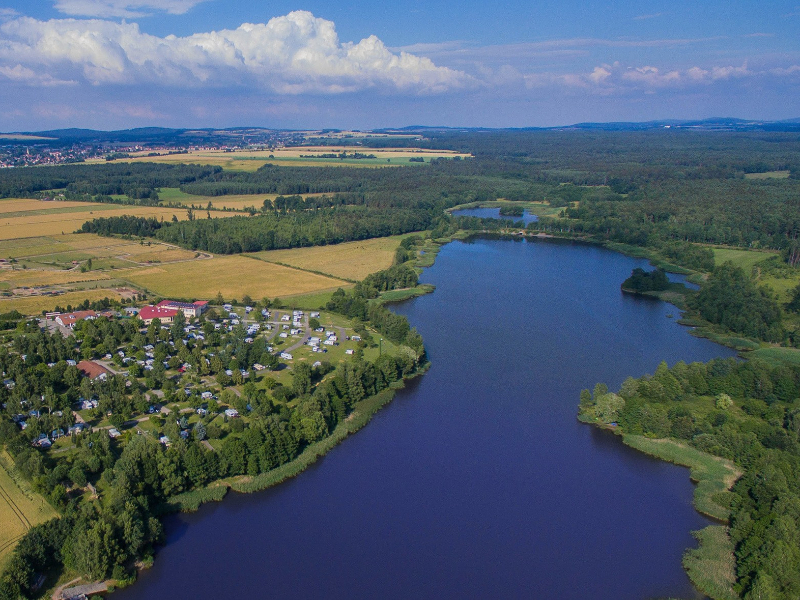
241;254;356;283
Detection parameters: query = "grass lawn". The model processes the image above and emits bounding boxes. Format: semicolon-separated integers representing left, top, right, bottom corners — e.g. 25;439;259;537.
712;247;776;270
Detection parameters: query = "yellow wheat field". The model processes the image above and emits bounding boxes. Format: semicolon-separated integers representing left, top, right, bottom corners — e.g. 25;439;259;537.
250;235;406;280
0;288;125;314
0;207;190;241
118;255;347;299
0;269;111;286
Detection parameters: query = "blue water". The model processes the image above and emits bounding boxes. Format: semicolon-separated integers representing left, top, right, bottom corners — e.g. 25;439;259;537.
452;206;539;226
117;238;735;600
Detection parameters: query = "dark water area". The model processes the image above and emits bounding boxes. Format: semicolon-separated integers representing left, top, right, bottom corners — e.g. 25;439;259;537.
668;272;701;291
451;206;539;226
118;238;735;600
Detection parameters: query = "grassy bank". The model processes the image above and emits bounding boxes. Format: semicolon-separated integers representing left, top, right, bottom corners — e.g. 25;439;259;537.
616;435;741;600
683;525;739;600
621;435;740;522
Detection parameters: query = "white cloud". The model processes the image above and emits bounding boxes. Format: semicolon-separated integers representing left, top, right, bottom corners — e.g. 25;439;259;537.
0;64;76;86
53;0;209;18
622;65;681;87
588;66;611;83
0;11;470;94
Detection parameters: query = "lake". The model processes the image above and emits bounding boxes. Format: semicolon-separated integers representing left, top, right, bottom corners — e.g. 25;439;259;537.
451;206;539;226
117;237;735;600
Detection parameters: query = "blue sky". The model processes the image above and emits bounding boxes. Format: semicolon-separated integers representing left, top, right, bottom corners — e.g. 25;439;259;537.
0;0;798;131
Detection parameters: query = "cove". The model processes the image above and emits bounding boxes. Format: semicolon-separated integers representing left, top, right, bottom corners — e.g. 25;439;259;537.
116;237;735;600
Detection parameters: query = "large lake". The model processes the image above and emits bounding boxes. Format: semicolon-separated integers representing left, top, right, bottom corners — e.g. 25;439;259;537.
118;237;735;600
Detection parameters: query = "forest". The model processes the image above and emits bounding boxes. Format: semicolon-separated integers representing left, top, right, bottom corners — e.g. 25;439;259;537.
580;358;800;599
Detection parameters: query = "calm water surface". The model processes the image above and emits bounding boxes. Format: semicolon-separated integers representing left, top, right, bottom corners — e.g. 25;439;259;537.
118;238;735;600
451;206;539;225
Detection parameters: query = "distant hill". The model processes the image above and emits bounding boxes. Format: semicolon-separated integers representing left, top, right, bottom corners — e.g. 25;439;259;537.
2;118;800;146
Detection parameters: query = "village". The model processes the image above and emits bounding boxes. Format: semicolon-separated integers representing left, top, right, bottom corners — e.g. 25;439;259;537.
10;295;390;453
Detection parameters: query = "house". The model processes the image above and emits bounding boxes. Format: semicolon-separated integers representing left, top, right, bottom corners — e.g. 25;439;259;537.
56;310;96;329
139;305;179;325
77;360;111;381
156;299;209;318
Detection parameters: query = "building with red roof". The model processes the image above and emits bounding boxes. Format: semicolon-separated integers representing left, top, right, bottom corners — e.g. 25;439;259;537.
139;305;179;324
155;300;209;318
77;360;112;380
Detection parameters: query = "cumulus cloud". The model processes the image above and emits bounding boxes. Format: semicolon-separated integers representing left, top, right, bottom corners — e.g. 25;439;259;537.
53;0;209;18
0;11;470;94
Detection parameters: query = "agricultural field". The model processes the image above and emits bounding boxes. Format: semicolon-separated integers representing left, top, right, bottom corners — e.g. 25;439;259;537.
248;235;406;281
117;255;347;301
0;289;125;314
0;233;205;312
0;195;408;313
0;452;59;569
0;197;238;241
157;188;331;211
87;146;471;170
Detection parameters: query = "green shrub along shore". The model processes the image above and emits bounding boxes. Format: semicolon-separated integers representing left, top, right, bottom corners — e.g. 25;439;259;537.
579;358;800;600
